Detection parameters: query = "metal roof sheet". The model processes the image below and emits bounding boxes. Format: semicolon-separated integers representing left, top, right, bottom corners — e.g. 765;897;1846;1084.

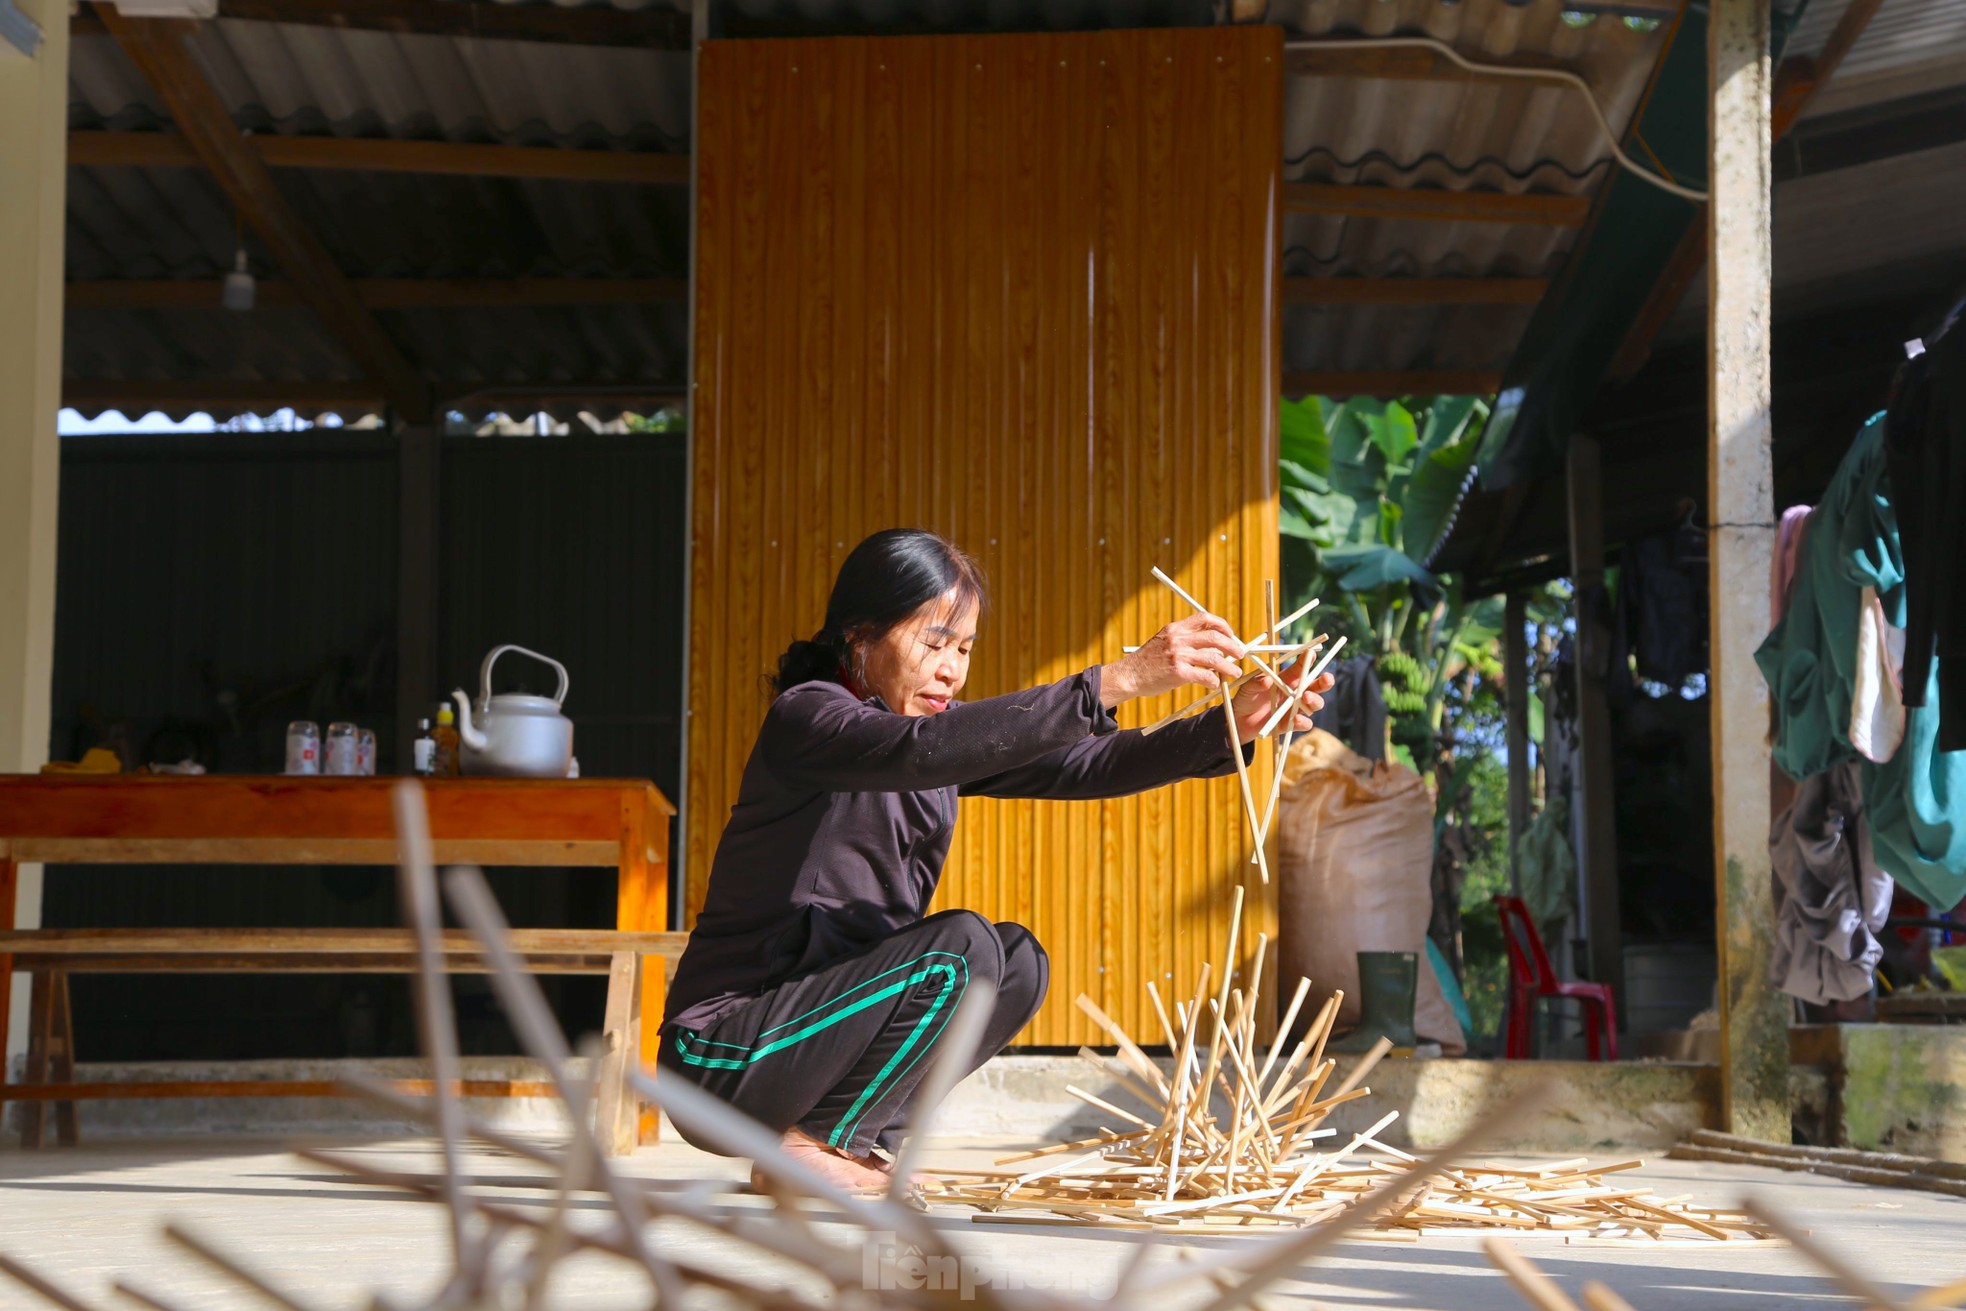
67;19;691;420
64;0;1673;420
1660;135;1966;342
70;23;692;149
1792;0;1966;92
1277;1;1668;377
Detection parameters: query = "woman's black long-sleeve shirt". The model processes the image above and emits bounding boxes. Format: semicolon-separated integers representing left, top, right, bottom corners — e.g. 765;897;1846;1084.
663;666;1245;1032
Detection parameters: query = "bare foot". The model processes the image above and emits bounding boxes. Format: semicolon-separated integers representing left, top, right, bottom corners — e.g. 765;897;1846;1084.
750;1128;891;1197
858;1151;938;1192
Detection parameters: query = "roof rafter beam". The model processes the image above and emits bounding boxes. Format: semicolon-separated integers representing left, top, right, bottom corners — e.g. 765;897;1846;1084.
67;278;689;311
69;130;690;185
1282;182;1589;226
96;9;431;421
1284;370;1503;398
74;0;690;50
1282;277;1548;306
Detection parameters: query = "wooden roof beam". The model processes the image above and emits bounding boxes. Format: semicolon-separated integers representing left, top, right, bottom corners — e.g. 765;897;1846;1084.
68;130;691;185
1282;277;1548;306
67;278;689;311
1283;370;1503;398
74;0;690;50
97;10;431;421
1282;182;1589;226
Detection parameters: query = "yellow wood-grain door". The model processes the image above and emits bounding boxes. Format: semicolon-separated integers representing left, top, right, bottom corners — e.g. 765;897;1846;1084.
689;26;1281;1045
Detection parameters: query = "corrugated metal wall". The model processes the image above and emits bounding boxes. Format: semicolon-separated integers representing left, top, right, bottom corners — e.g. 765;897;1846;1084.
46;429;686;1060
687;27;1282;1047
438;433;688;813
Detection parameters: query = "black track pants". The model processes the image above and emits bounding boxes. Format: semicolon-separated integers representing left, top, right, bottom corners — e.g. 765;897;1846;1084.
656;909;1048;1156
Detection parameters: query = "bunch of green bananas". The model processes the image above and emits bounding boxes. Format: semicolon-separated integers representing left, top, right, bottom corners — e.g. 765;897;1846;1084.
1377;650;1428;715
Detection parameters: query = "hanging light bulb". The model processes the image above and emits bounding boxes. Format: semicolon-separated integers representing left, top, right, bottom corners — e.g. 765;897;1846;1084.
222;245;255;311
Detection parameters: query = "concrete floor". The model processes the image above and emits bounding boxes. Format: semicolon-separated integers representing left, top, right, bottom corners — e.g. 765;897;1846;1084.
1;1132;1961;1310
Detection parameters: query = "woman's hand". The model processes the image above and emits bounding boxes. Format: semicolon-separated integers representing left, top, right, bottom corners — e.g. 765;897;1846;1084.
1231;656;1333;740
1100;614;1245;707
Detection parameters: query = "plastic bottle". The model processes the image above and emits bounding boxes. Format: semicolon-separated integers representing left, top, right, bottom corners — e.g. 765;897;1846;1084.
431;704;462;777
412;719;436;776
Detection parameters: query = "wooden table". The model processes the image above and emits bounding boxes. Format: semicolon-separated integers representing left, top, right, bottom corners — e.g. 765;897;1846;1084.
0;775;675;1142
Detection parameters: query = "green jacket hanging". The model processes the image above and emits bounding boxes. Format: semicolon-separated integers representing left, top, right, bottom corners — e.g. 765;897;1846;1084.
1755;415;1966;910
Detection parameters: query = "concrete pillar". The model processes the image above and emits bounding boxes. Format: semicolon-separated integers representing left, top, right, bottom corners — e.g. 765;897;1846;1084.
0;0;68;1068
1707;0;1789;1140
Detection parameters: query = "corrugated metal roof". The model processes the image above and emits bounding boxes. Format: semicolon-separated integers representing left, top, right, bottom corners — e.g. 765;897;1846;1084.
1661;134;1966;342
67;19;692;420
1791;0;1966;115
380;303;689;386
1276;0;1670;376
64;306;358;420
61;302;686;421
65;0;1673;416
1284;302;1540;375
68;162;689;282
1795;0;1966;79
70;23;692;149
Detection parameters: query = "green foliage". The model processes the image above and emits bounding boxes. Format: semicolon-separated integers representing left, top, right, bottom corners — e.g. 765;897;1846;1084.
1456;752;1515;1043
1281;392;1549;1042
625;407;686;433
1278;393;1494;760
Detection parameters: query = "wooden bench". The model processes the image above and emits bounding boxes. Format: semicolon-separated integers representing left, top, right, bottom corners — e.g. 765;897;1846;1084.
0;927;687;1153
0;776;680;1153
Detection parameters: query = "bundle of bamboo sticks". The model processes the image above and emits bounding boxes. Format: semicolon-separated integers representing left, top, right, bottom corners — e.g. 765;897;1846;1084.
930;889;1775;1245
1131;570;1346;884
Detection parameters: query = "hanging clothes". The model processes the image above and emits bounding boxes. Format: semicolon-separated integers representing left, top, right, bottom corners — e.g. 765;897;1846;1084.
1317;657;1388;762
1771;506;1812;625
1756;415;1966;911
1756;418;1898;782
1882;310;1966;754
1621;532;1705;686
1768;761;1892;1004
1515;791;1578;942
1849;585;1906;765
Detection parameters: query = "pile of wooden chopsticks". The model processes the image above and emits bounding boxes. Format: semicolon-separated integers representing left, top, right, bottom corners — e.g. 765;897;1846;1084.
931;889;1773;1245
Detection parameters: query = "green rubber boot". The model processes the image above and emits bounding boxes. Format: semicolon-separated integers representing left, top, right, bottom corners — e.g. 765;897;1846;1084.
1328;950;1418;1054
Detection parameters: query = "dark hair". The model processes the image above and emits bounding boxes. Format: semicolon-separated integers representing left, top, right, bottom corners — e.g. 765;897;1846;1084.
772;529;987;694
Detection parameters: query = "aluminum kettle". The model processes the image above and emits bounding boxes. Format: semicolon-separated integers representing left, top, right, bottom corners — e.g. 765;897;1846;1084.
452;645;574;778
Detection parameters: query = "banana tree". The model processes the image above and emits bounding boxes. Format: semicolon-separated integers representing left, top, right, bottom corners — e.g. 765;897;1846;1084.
1281;393;1508;1002
1279;394;1502;759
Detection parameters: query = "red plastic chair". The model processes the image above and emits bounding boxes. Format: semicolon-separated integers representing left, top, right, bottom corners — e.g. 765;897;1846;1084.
1493;894;1619;1061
